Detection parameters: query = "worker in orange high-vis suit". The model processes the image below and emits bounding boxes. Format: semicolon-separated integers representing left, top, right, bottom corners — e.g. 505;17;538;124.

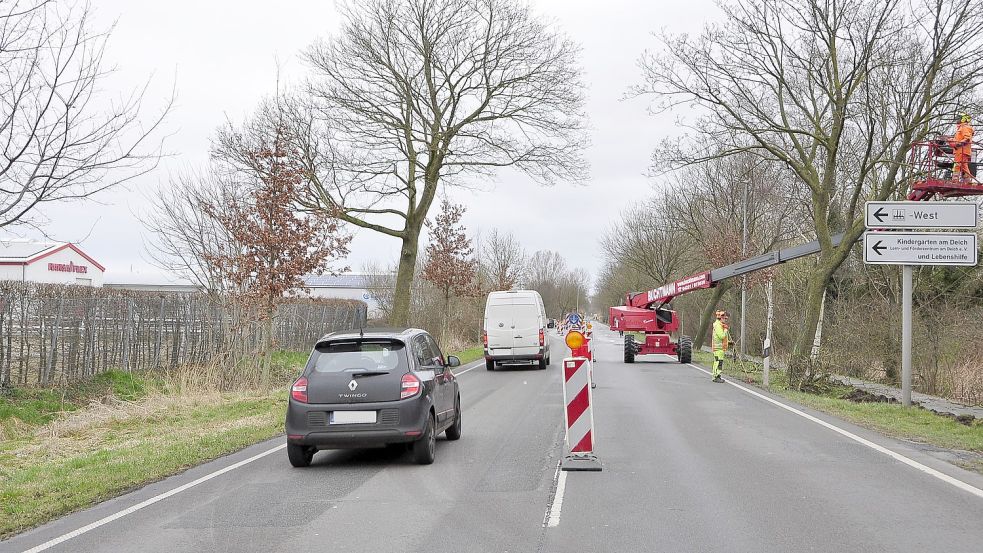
711;310;731;383
951;113;975;182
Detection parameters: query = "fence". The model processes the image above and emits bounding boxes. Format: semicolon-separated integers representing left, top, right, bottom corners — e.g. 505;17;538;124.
0;282;367;387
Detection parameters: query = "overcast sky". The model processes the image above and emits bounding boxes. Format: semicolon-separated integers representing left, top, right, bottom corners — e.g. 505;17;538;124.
15;0;719;285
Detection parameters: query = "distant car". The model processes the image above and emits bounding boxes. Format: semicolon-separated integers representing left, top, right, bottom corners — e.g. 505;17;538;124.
547;319;555;329
483;290;551;371
285;328;462;467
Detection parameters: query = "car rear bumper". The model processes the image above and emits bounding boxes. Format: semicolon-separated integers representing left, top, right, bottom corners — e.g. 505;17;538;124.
285;396;431;449
289;429;418;448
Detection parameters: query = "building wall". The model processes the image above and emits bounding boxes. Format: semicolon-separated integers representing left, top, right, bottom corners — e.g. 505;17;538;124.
10;247;105;286
0;265;25;281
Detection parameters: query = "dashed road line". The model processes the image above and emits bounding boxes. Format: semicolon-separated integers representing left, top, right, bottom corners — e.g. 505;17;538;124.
543;461;568;528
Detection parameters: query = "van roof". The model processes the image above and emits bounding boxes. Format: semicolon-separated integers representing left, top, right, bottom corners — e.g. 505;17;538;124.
487;289;541;297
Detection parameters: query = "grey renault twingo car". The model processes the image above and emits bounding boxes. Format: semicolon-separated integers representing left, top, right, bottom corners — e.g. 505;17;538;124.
285;328;462;467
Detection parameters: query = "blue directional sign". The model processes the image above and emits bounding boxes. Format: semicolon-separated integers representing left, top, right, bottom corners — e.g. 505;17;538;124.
567;313;582;326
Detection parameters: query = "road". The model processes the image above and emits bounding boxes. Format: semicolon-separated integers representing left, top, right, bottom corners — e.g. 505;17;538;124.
5;325;983;553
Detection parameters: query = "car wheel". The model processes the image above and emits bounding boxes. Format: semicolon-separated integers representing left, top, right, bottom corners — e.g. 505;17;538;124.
287;443;315;468
412;414;436;465
485;359;495;371
445;397;462;441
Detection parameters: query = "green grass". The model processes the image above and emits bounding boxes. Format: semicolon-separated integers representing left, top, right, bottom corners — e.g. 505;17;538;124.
0;392;285;538
690;351;983;461
450;345;484;365
0;370;164;435
0;354;311;538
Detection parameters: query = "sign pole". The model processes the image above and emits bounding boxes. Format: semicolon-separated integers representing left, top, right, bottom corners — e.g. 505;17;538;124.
901;265;913;407
763;278;773;387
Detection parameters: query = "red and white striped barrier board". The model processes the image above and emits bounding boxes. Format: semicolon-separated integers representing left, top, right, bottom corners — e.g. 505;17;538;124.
561;357;600;470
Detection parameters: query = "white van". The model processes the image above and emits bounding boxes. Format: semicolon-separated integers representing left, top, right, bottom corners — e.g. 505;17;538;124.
483;290;551;371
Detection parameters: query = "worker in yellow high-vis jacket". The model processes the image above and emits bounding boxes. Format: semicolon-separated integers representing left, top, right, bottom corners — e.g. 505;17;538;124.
711;310;731;383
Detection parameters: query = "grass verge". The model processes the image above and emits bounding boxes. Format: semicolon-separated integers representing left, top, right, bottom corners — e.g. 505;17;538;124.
0;352;307;539
450;345;484;365
691;351;983;470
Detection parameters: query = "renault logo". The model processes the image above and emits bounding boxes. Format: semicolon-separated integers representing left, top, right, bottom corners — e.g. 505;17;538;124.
348;379;358;391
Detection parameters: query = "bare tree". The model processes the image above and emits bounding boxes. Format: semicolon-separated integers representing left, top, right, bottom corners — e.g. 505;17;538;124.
525;250;588;317
143;170;242;293
294;0;588;326
601;191;690;286
637;0;983;371
669;154;797;346
0;1;168;229
482;229;526;291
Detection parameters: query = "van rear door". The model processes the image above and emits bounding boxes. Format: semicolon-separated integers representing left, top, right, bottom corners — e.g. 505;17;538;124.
485;299;514;356
511;301;541;357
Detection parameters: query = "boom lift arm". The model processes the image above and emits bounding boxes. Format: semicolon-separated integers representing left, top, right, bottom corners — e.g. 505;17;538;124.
610;234;844;364
610;132;983;365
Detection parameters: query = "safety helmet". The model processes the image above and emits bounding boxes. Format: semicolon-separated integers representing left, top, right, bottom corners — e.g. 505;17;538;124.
960;113;971;123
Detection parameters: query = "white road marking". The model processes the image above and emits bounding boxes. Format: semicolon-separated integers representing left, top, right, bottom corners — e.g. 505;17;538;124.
21;443;287;553
452;362;482;377
22;356;494;553
686;362;983;500
544;462;568;528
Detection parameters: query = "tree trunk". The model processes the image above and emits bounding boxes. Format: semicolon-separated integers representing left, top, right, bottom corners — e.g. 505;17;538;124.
391;228;421;327
694;283;730;348
789;265;834;381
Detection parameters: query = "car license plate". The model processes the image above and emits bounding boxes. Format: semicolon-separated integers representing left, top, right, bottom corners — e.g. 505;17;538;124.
330;410;377;424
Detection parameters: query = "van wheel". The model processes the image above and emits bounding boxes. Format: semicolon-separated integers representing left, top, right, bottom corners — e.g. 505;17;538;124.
485;359;495;371
538;357;547;370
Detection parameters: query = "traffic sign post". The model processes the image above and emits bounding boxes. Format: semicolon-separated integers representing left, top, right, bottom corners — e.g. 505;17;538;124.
864;202;980;406
865;201;978;229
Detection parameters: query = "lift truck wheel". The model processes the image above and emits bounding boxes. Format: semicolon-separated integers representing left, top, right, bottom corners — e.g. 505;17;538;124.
677;335;693;364
624;335;636;364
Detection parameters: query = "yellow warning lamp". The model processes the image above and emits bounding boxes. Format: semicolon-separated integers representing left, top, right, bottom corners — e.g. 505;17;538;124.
565;330;586;350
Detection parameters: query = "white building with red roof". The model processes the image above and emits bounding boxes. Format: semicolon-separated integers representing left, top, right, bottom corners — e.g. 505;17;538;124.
0;240;105;287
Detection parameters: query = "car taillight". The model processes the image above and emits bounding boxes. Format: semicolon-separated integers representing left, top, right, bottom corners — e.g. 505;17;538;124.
539;329;545;346
400;373;421;399
291;377;308;403
482;330;488;347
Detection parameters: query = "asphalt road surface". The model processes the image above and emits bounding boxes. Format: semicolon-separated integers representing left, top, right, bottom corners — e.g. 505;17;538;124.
5;325;983;553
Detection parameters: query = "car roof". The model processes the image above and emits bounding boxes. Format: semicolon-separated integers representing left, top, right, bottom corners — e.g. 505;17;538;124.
315;327;424;343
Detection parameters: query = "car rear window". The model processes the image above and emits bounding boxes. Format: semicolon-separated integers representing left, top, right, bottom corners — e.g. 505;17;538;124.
309;340;407;373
